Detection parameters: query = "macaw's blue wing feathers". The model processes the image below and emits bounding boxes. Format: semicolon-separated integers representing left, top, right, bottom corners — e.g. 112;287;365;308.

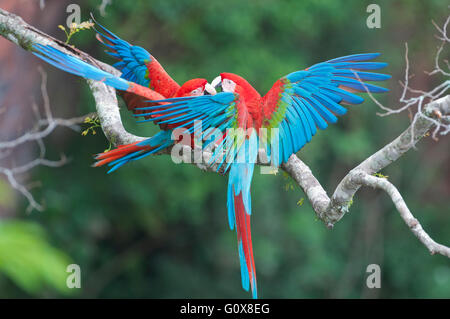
310;61;388;71
92;16;152;87
135;92;247;173
33;44;130;90
332;70;391;81
135;92;238;138
326;52;381;63
262;53;390;166
92;15;180;103
32;44;166;102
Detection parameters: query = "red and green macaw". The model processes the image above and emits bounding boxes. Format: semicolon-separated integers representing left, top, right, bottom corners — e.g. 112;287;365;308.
133;54;390;298
32;19;215;172
30;20;390;298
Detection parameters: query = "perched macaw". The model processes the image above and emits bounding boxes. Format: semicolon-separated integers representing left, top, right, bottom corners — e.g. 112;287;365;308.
133;53;390;298
32;19;215;172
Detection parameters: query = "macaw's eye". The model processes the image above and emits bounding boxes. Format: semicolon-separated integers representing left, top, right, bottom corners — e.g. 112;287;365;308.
190;88;203;96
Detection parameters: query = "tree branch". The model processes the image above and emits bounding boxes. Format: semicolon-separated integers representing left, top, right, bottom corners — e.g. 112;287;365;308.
354;172;450;258
0;66;85;213
1;8;448;258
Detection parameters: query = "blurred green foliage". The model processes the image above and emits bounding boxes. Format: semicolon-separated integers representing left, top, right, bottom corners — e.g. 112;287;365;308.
0;0;448;298
0;221;72;295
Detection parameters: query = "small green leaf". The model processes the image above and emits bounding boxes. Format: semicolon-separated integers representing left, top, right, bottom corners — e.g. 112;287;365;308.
373;172;389;179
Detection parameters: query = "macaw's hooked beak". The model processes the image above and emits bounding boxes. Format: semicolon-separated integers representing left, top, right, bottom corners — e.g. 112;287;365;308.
204;83;217;95
211;75;222;92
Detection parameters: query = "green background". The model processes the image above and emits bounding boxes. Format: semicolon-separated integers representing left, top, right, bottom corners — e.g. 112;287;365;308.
0;0;448;298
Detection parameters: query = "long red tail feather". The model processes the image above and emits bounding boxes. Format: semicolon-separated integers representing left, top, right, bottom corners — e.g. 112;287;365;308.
234;192;257;298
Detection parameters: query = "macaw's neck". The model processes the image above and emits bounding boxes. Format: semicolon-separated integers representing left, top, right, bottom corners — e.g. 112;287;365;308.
222;73;261;102
227;74;263;127
236;85;263;128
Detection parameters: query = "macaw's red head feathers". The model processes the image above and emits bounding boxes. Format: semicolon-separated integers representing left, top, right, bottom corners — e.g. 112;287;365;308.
175;78;209;97
215;73;261;101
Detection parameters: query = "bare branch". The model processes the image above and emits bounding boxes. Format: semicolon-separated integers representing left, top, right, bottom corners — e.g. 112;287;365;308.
354;173;450;258
360;17;450;143
0;57;85;212
327;95;449;224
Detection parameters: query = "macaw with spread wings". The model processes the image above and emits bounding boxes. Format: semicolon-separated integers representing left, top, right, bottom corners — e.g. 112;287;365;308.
133;54;390;298
32;18;215;172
